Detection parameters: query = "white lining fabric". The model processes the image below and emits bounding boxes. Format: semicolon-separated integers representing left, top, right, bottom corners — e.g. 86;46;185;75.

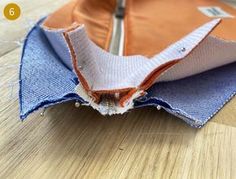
42;19;228;92
158;36;236;82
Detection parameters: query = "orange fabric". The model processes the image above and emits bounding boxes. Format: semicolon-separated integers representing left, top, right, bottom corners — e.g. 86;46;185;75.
44;0;236;57
124;0;236;56
43;0;236;105
43;0;116;50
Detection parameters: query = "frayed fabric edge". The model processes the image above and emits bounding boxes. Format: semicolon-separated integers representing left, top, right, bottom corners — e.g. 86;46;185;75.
75;84;143;115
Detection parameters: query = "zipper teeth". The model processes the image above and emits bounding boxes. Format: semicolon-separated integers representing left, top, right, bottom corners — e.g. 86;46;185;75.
109;0;125;56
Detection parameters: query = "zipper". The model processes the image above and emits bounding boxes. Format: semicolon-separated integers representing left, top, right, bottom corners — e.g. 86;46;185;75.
109;0;125;56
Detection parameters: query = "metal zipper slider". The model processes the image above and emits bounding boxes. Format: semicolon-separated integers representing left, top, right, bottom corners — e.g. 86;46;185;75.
115;0;125;19
109;0;126;56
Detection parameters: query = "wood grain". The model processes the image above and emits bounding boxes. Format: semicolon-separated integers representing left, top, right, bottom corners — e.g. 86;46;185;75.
0;0;235;178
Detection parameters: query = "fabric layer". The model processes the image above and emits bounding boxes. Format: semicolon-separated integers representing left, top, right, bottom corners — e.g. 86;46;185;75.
158;36;236;82
125;0;236;56
43;0;236;57
19;20;236;128
43;0;116;50
19;19;83;119
136;63;236;128
43;19;221;92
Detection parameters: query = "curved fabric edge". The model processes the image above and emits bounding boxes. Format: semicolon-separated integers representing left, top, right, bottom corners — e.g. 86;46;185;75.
48;19;221;90
158;36;236;82
19;18;83;120
135;63;236;128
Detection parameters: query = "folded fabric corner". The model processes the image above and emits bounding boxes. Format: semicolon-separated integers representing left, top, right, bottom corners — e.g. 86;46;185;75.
19;19;83;120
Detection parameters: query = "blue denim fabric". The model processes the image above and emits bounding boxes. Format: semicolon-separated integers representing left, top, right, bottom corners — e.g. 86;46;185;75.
19;19;83;119
135;63;236;127
19;19;236;127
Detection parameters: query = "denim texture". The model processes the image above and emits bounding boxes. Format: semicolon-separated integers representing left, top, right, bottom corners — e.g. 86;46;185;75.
135;63;236;127
19;19;236;127
19;19;83;119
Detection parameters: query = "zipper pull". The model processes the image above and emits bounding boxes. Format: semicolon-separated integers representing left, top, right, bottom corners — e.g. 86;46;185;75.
115;6;125;19
115;0;125;19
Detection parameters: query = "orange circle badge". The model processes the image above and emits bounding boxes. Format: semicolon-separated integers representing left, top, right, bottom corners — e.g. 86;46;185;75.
3;3;21;20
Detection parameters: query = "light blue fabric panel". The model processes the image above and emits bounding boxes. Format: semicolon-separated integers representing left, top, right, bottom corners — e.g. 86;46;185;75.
135;63;236;127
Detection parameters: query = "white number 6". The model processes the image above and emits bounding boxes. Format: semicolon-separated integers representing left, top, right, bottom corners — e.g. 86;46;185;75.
9;8;15;16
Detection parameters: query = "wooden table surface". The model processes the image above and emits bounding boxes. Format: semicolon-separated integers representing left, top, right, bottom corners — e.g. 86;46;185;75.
0;0;236;178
